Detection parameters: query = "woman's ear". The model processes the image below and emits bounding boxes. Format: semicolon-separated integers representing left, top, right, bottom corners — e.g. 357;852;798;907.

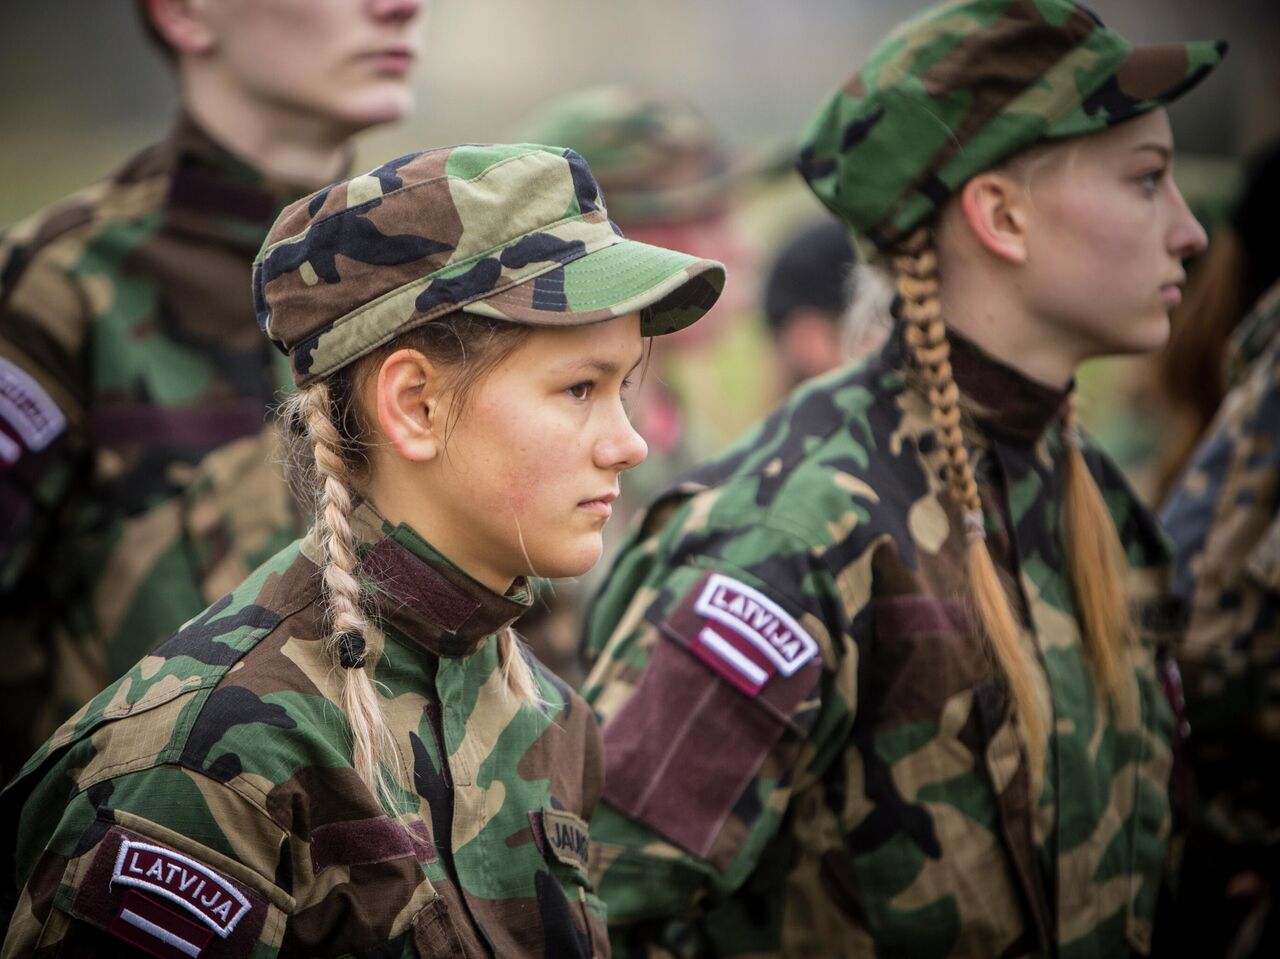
374;349;444;463
957;171;1031;264
143;0;216;55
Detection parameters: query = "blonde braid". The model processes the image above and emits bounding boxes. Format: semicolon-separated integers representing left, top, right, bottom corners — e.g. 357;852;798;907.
299;384;406;810
1060;398;1134;708
893;227;1046;777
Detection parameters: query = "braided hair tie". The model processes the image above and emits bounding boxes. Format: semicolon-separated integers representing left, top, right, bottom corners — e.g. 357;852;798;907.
963;508;986;544
337;632;367;669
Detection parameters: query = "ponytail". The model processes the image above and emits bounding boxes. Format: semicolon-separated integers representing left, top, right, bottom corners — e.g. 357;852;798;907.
1060;400;1135;709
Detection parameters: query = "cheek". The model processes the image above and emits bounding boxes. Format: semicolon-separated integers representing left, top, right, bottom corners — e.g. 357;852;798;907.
1035;197;1139;295
497;453;565;521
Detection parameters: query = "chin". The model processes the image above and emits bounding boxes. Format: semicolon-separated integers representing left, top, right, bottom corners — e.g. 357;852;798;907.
537;542;603;580
332;87;415;129
1121;314;1172;356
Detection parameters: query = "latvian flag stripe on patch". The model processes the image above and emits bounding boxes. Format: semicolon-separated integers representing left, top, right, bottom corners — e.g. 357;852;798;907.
110;890;214;959
697;627;769;687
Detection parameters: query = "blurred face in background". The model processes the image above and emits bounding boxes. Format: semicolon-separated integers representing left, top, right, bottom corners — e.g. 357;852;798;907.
625;211;755;348
158;0;426;135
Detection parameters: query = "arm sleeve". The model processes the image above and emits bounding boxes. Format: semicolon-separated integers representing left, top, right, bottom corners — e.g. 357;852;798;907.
5;766;291;959
0;236;90;587
583;521;859;950
1161;342;1280;742
0;242;93;779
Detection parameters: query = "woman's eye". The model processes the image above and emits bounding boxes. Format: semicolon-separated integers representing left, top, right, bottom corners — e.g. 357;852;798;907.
1138;169;1164;195
566;382;592;400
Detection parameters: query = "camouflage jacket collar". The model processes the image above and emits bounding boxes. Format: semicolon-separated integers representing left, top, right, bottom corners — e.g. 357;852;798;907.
348;502;533;658
949;330;1072;443
159;113;339;251
888;325;1072;444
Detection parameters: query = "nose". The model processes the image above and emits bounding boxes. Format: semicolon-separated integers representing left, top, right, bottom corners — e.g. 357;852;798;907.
594;401;648;473
1167;180;1208;261
367;0;424;25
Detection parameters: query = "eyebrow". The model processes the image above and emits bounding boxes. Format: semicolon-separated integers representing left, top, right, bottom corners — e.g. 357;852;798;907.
557;351;645;378
1133;143;1172;161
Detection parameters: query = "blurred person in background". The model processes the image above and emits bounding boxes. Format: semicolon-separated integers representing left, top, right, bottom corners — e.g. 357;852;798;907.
0;0;424;777
1159;147;1280;959
514;86;780;682
762;217;878;389
580;0;1220;954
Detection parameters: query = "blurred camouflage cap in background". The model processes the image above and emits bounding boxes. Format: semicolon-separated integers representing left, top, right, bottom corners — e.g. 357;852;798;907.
517;86;738;227
798;0;1226;250
254;144;726;386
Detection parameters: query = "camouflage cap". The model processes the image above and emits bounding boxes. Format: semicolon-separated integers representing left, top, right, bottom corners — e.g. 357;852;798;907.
516;87;736;227
797;0;1226;250
253;143;726;385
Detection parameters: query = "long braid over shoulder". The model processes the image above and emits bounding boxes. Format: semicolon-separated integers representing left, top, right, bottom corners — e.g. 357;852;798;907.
893;227;1047;777
292;382;406;809
892;226;1141;772
279;312;544;809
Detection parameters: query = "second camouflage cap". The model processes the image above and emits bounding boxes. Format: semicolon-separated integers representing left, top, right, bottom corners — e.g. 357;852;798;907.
516;86;736;227
254;144;726;386
798;0;1226;250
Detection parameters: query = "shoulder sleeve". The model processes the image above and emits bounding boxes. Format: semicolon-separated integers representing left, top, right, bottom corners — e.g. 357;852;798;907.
1161;337;1280;752
5;766;291;959
583;520;861;943
0;221;92;586
1161;336;1280;597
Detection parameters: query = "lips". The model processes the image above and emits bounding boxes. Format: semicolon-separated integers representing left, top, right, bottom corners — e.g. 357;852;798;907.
578;491;618;517
363;46;416;75
1159;274;1186;307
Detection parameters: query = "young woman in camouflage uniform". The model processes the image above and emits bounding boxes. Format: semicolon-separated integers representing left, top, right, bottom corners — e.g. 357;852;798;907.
581;1;1222;956
0;144;724;958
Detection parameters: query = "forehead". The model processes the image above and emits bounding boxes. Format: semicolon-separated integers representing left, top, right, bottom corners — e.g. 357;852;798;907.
499;313;645;371
1075;109;1174;161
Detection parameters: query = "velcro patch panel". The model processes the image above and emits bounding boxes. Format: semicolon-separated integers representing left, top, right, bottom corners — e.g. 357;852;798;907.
73;825;269;959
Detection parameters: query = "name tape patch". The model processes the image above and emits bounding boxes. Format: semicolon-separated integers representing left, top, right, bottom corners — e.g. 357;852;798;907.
542;808;590;872
0;357;65;454
112;839;251;938
686;573;818;696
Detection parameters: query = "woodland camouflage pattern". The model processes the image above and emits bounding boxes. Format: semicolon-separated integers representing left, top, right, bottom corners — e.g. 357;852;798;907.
583;329;1180;958
797;0;1225;249
253;143;725;387
1161;279;1280;882
516;87;737;227
0;117;307;776
0;501;607;957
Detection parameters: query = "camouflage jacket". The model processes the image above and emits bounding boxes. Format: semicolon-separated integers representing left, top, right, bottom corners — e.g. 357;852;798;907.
582;328;1179;958
0;116;310;774
0;502;608;958
1161;278;1280;852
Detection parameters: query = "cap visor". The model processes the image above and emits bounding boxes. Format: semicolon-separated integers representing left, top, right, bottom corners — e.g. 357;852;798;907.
1126;39;1226;105
462;238;725;337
